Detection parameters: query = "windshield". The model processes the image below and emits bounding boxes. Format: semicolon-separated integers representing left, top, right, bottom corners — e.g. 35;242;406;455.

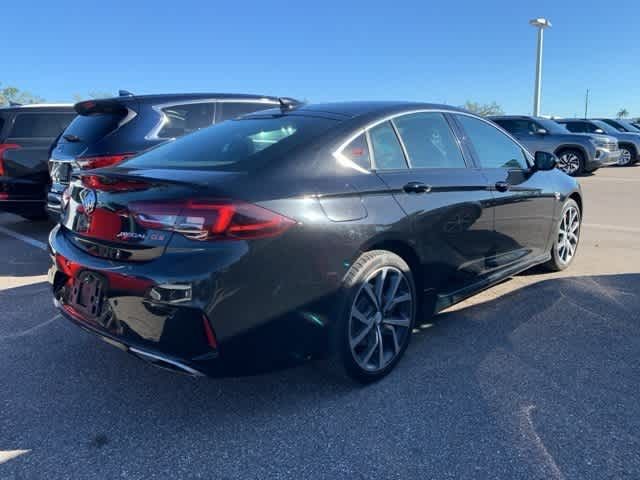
592;120;618;135
616;120;640;133
535;118;568;134
122;115;338;171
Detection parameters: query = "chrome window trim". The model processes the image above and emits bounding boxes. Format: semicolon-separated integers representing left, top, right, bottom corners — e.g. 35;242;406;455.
145;98;279;141
333;109;535;171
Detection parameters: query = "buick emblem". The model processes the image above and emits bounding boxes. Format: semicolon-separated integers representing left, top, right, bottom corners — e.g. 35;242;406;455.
79;189;97;214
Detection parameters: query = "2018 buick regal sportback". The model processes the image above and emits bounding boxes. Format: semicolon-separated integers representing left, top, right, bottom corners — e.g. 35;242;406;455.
48;102;583;382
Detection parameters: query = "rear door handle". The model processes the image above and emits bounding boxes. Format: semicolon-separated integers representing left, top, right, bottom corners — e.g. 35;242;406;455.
403;182;432;194
494;181;510;192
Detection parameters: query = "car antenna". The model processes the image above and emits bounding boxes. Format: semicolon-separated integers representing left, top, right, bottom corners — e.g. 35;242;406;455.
119;90;135;97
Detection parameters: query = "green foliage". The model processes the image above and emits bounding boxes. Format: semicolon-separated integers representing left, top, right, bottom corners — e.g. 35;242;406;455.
462;101;504;117
616;108;629;119
0;82;45;106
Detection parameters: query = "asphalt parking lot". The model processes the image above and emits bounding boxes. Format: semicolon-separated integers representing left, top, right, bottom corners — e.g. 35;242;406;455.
1;166;639;479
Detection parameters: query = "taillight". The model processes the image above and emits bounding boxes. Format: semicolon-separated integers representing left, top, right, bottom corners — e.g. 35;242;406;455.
129;199;296;241
202;314;218;349
0;144;20;176
76;153;132;169
82;175;150;192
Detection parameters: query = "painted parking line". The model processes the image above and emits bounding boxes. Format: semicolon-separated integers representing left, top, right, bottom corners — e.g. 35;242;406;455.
0;225;47;251
583;223;640;234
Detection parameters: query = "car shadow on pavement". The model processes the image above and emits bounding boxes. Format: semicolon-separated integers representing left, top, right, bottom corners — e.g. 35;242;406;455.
1;273;639;479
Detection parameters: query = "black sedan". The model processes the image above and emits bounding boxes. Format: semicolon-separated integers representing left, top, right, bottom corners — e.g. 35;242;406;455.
48;101;582;382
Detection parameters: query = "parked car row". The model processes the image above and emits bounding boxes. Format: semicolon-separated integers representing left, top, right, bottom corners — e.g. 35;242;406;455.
43;100;584;382
1;92;299;221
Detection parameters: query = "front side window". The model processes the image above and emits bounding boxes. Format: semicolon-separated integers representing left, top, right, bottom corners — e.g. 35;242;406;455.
560;122;585;133
157;102;214;139
9;113;75;138
393;113;466;169
456;115;528;170
493;119;537;136
369;122;407;170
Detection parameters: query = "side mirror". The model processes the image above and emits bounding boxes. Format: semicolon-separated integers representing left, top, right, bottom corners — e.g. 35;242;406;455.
534;151;557;171
535;128;548;135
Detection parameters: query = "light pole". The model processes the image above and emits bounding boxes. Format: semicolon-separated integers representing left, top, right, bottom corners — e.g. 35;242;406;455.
530;17;552;117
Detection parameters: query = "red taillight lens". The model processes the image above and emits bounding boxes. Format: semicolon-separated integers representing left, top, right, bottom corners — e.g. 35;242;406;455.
76;153;132;170
0;144;20;176
202;314;218;349
82;175;150;192
130;200;296;241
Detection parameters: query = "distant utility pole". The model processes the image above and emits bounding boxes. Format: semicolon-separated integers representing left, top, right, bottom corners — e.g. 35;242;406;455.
584;89;590;118
530;18;552;117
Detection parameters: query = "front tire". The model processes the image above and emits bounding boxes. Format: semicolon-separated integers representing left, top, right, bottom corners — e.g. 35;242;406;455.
544;199;581;272
618;146;636;166
556;149;584;176
332;250;416;383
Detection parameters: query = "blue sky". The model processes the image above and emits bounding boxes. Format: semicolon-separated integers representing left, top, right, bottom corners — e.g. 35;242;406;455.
5;0;639;117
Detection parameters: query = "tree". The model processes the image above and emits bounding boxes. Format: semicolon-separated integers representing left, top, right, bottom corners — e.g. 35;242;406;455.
617;108;629;119
0;82;45;106
462;101;504;117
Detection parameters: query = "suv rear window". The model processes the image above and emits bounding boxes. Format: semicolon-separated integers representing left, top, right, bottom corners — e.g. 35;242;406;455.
9;113;75;138
217;102;277;122
61;113;123;144
123;116;337;172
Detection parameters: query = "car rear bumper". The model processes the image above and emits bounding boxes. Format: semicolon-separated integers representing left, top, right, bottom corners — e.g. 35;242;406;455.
48;224;333;376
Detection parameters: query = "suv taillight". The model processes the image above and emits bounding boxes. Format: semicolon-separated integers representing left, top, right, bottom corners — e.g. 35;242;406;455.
76;153;133;169
0;144;20;176
129;199;296;241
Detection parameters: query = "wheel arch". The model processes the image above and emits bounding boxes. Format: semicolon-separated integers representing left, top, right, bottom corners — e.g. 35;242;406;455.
554;144;588;160
568;191;583;215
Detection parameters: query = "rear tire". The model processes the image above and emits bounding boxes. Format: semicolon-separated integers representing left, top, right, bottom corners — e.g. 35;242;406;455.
544;199;581;272
556;149;584;176
331;250;416;383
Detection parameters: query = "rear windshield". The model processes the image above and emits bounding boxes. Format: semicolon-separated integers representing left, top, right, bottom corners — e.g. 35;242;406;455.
61;113;123;144
122;115;338;171
9;113;75;138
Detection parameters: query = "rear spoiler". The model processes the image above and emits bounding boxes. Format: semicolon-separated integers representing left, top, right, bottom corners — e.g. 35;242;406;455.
74;98;130;116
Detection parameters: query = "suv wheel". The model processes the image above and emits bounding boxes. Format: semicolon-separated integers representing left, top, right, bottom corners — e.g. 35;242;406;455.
332;250;416;383
618;146;635;166
556;150;584;176
544;199;581;271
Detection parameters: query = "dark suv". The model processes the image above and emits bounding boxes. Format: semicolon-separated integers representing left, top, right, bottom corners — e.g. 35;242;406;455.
47;92;298;217
0;104;75;219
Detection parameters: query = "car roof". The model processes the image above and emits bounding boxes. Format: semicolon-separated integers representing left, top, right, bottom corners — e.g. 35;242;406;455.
246;101;468;120
85;93;292;105
489;115;537;120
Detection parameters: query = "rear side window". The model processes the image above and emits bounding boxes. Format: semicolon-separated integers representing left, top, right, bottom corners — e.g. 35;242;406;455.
217;102;276;122
393;113;466;168
9;113;75;138
493;119;537;135
158;102;214;139
456;115;528;169
62;113;123;144
369;122;407;170
122;116;337;171
342;134;371;170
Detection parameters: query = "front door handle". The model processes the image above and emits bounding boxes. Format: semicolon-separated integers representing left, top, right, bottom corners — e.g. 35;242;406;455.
495;181;510;192
403;182;432;194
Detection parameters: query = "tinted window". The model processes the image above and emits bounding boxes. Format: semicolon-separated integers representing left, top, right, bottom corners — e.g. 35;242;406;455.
560;122;584;133
342;134;371;170
9;113;75;138
158;102;214;139
456;115;528;169
123;116;337;171
217;102;276;121
62;113;123;144
369;122;407;170
493;119;538;135
393;113;465;169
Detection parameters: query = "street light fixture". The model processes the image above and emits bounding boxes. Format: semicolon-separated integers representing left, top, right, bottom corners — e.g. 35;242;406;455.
530;17;552;117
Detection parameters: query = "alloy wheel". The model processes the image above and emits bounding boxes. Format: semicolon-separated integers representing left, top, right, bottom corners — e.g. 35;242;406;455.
348;266;413;372
618;148;632;166
557;152;581;175
557;205;580;265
